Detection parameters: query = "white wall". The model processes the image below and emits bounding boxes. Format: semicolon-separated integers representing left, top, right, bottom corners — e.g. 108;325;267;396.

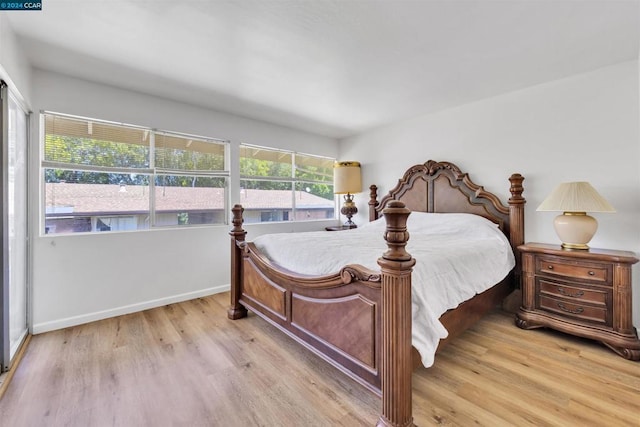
340;61;640;327
0;14;32;106
31;70;339;333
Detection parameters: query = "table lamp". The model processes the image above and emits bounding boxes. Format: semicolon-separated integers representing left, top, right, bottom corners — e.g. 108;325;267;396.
333;161;362;227
537;181;615;250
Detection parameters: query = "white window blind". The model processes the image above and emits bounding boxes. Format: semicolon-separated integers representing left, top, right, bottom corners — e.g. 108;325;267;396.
239;144;335;223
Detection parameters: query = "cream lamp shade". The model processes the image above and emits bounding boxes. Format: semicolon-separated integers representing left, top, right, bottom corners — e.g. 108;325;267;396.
537;181;615;250
333;161;362;227
333;161;362;194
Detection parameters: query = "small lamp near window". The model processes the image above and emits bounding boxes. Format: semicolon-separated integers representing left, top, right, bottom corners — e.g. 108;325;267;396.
537;181;615;250
333;161;362;228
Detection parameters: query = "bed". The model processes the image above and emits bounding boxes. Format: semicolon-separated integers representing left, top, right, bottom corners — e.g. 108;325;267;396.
228;160;525;426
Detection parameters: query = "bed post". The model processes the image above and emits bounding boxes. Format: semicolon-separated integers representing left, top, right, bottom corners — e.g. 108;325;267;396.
376;201;416;427
228;204;248;320
508;174;526;284
369;184;379;222
508;174;525;248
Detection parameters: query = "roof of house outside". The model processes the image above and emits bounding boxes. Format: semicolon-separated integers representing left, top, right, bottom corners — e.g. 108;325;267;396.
45;183;334;215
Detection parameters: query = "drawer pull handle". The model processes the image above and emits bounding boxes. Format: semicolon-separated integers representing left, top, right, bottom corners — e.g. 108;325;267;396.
588;271;595;276
557;287;584;298
547;265;554;270
557;303;584;315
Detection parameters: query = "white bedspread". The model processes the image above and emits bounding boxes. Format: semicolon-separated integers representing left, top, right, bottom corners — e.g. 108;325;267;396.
252;212;515;367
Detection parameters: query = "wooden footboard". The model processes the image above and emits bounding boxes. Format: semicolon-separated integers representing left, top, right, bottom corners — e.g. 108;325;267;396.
229;202;416;426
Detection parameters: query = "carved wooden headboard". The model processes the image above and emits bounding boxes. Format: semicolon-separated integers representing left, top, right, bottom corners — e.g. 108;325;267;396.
368;160;525;253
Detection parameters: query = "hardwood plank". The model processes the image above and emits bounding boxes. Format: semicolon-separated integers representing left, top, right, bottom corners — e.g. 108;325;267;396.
0;293;637;426
412;369;508;426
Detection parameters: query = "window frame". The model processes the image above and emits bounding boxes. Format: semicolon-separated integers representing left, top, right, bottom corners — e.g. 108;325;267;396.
239;143;336;224
40;111;230;235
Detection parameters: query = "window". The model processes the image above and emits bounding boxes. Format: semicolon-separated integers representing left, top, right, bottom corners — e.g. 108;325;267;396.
239;145;335;223
154;132;227;226
42;113;228;234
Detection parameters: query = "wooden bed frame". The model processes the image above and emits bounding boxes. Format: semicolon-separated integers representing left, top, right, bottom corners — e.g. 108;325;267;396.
228;160;525;426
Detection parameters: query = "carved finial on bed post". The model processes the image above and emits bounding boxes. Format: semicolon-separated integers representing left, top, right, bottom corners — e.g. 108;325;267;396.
369;185;379;222
380;201;413;262
377;201;416;427
231;204;246;235
508;174;524;201
228;204;248;320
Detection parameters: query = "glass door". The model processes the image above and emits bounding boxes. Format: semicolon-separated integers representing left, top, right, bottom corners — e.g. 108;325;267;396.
1;82;29;371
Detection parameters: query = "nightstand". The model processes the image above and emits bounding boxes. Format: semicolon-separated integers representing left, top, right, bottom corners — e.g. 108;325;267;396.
325;225;357;231
516;242;640;360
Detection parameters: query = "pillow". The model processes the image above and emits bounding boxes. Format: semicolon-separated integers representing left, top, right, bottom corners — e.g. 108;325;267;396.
408;212;504;240
360;211;501;239
357;216;387;231
360;212;502;237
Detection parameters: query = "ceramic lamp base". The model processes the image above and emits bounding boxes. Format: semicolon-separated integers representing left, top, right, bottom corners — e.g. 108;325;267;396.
554;212;597;250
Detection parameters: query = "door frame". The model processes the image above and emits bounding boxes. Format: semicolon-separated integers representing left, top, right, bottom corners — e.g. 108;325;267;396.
0;81;31;372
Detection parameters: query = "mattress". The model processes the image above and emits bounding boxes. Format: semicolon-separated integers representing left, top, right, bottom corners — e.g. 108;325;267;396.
252;212;515;367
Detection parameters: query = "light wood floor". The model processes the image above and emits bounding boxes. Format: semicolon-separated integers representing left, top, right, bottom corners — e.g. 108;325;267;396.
1;292;638;426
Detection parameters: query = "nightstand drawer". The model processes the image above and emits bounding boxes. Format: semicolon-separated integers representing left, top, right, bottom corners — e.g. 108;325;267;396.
535;255;611;284
538;295;608;325
538;279;608;306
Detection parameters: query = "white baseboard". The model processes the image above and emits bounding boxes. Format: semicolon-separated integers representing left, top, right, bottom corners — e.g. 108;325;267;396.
32;284;230;334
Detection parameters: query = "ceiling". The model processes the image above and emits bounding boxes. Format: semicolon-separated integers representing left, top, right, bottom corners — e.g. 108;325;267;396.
7;0;640;138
